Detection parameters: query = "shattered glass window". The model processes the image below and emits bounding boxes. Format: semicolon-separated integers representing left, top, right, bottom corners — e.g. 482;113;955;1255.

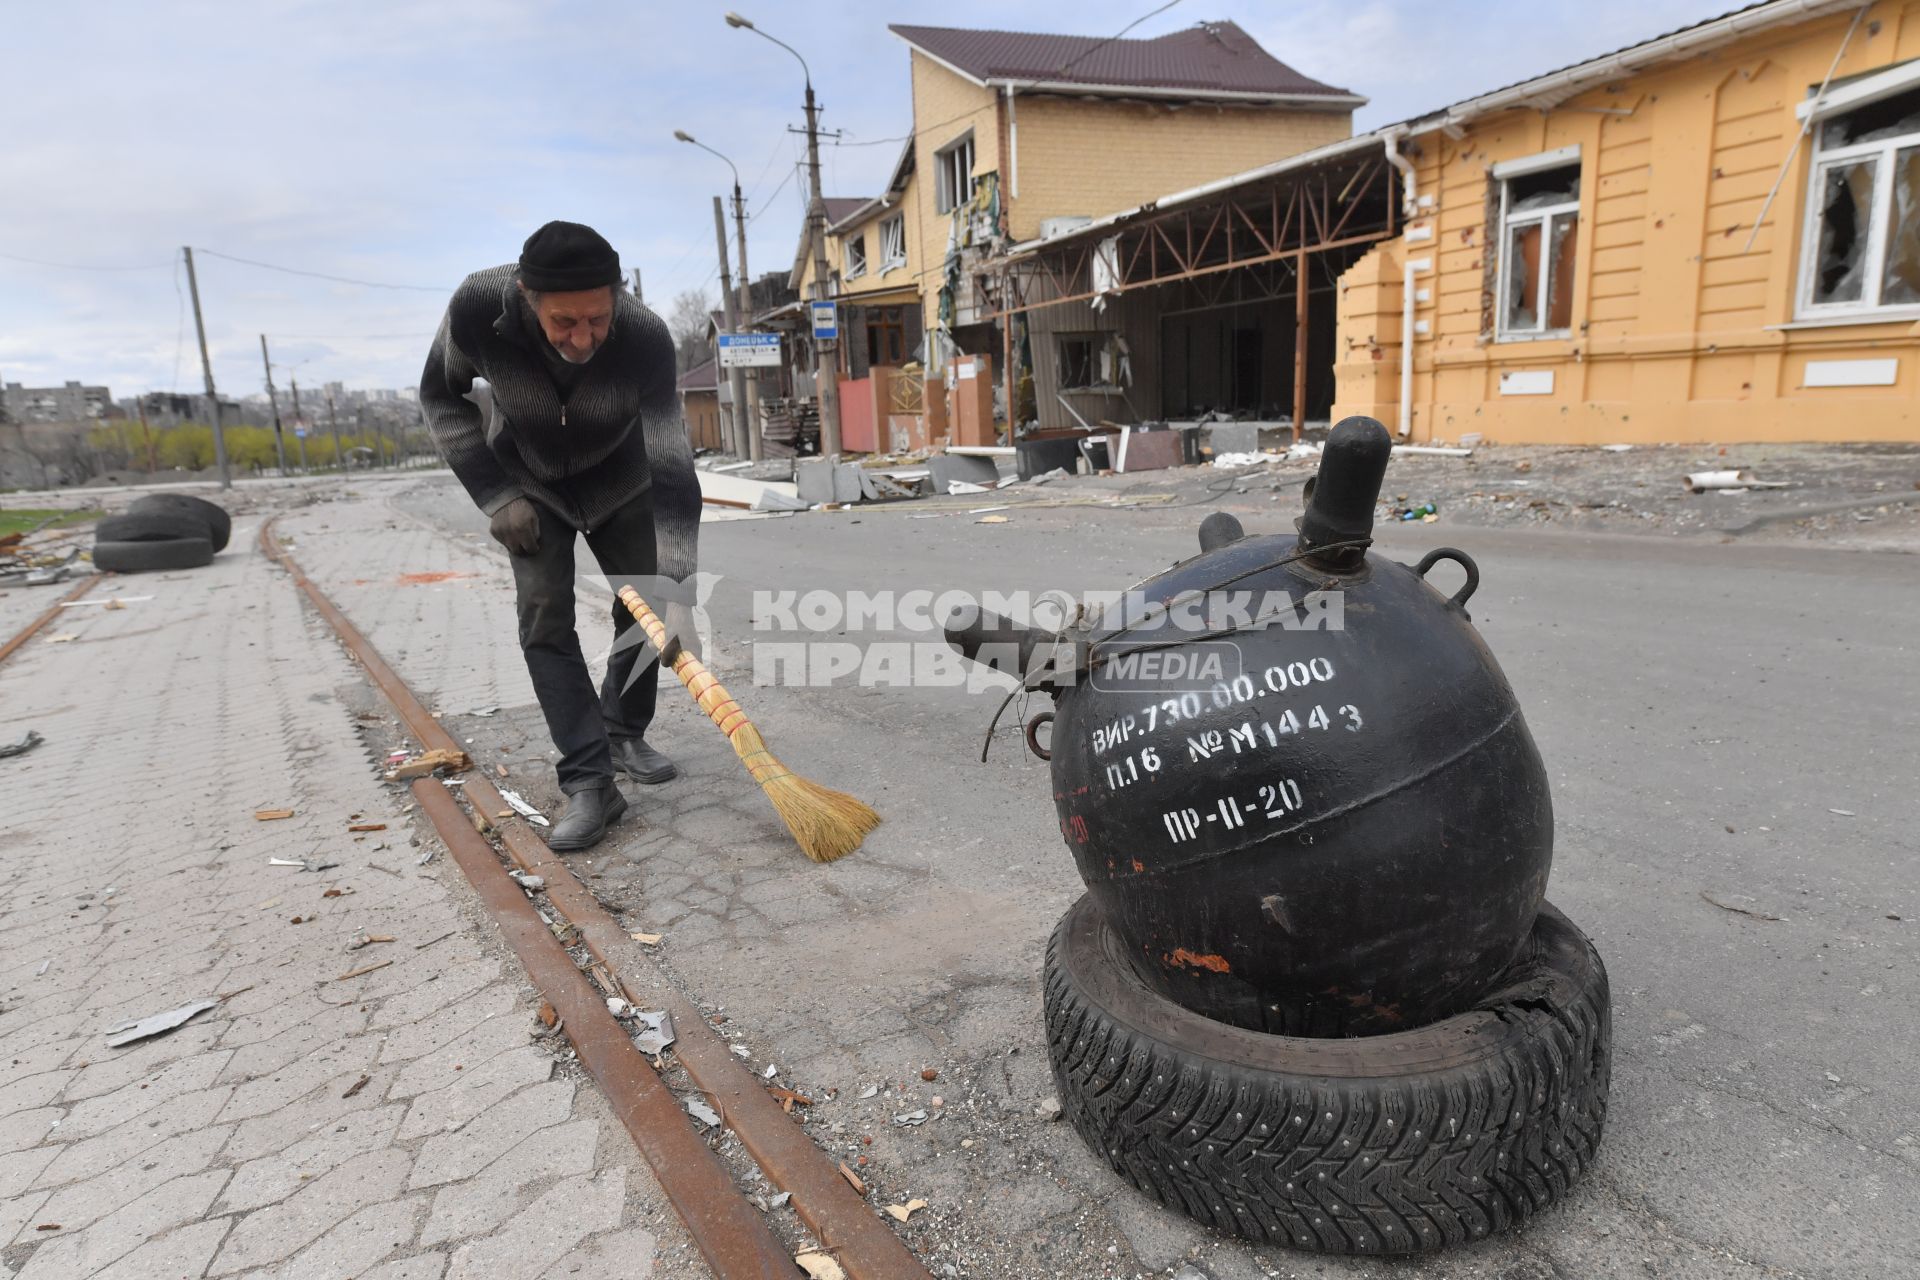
1499;162;1580;336
1882;146;1920;306
1803;84;1920;313
1820;85;1920;148
1813;160;1875;304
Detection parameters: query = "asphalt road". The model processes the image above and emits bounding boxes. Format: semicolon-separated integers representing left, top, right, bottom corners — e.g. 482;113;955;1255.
407;475;1916;1280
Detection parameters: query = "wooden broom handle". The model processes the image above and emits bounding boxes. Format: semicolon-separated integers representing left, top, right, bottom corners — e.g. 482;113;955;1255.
615;586;752;743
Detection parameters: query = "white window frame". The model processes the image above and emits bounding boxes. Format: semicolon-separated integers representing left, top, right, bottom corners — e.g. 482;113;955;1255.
936;133;975;214
1493;147;1582;342
1794;80;1920;321
879;213;906;270
844;232;867;280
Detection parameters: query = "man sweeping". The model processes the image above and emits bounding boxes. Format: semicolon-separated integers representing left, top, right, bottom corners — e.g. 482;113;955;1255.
422;221;701;852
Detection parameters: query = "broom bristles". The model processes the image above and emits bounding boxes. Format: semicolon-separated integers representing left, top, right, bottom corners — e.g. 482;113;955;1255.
613;585;879;862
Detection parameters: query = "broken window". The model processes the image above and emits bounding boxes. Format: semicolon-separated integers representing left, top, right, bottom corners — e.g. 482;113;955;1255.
1496;162;1580;338
1058;334;1098;389
880;214;907;270
936;134;975;214
845;233;867;280
1801;86;1920;315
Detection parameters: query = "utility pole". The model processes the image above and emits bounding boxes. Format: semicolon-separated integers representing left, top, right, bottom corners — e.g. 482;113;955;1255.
325;387;343;472
181;246;231;488
258;335;289;475
289;377;309;471
730;179;763;462
712;196;751;460
803;84;841;456
631;267;644;303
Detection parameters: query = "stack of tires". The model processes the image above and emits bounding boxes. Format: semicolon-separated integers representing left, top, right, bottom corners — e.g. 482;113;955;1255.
92;494;231;574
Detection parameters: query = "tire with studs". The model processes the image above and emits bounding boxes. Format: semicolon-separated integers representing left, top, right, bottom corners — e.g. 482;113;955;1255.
1043;894;1610;1255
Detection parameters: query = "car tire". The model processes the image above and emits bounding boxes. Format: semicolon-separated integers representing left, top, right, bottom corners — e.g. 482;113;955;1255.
127;493;231;551
95;511;212;546
92;537;214;573
1044;895;1610;1255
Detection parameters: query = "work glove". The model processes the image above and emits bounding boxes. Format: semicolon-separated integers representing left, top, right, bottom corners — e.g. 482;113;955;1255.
488;496;540;557
659;601;703;666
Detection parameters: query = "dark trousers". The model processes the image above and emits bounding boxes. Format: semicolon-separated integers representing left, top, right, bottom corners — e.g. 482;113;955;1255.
510;493;659;794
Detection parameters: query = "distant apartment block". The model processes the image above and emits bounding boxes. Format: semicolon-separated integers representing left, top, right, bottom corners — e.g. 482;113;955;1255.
3;379;113;423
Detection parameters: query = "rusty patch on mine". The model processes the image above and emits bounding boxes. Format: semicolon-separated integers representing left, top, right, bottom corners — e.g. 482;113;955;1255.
1166;948;1231;974
398;571;472;585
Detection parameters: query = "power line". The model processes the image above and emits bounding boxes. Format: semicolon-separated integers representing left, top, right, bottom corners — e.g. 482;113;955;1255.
0;249;171;271
192;247;449;293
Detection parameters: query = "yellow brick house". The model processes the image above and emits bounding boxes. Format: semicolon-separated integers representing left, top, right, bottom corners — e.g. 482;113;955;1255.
1335;0;1920;443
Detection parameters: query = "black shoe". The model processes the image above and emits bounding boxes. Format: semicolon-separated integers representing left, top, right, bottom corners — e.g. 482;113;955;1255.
611;737;678;784
547;784;629;852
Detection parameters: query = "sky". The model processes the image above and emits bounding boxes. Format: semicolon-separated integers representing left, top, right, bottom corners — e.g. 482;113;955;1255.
1;0;1730;401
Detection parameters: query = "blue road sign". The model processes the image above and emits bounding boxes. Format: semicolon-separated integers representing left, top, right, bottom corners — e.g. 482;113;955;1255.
810;300;838;342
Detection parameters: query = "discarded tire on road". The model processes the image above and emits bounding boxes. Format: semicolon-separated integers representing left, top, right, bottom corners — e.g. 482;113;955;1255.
942;416;1613;1252
127;493;232;551
1043;895;1610;1254
95;510;210;545
92;537;214;573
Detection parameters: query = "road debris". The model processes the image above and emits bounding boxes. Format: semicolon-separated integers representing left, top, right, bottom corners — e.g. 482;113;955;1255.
384;747;471;780
768;1086;813;1114
1035;1096;1063;1121
105;997;220;1048
858;1083;879;1100
763;1063;778;1080
837;1162;867;1196
347;822;387;832
767;1191;791;1210
508;870;545;892
347;932;394;950
0;729;44;759
255;808;296;821
269;857;340;873
334;959;393;981
471;705;500;716
1829;808;1857;817
1700;891;1783;922
974;514;1010;525
632;1010;676;1056
629;931;663;946
342;1074;371;1098
498;788;550;827
892;1109;929;1126
684;1096;721;1128
884;1199;928;1223
796;1253;848;1280
730;1044;752;1059
920;1067;939;1081
1685;468;1789;493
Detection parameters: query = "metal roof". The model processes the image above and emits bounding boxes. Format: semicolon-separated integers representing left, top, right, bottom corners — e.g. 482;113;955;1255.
888;20;1361;106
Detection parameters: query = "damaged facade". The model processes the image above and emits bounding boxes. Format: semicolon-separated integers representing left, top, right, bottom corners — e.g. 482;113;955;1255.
782;19;1361;453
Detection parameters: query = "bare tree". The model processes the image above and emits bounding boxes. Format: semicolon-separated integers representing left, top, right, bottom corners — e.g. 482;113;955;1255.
667;287;715;375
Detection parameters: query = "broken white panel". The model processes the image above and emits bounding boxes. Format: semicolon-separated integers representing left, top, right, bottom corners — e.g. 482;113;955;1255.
1499;369;1555;396
1406;223;1434;242
1803;358;1897;388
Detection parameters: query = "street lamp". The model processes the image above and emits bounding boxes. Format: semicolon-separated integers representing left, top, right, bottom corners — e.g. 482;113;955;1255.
724;11;841;458
676;129;760;461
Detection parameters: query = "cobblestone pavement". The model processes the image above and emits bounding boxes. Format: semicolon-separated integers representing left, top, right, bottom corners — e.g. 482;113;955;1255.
0;503;705;1278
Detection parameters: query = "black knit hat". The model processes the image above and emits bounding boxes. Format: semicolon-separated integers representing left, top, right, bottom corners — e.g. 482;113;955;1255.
518;221;621;292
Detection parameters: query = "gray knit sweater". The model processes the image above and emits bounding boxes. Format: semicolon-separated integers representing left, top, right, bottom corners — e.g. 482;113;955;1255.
420;265;699;583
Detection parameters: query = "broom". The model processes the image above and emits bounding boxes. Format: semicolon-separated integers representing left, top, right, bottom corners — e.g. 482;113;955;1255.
614;585;879;863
